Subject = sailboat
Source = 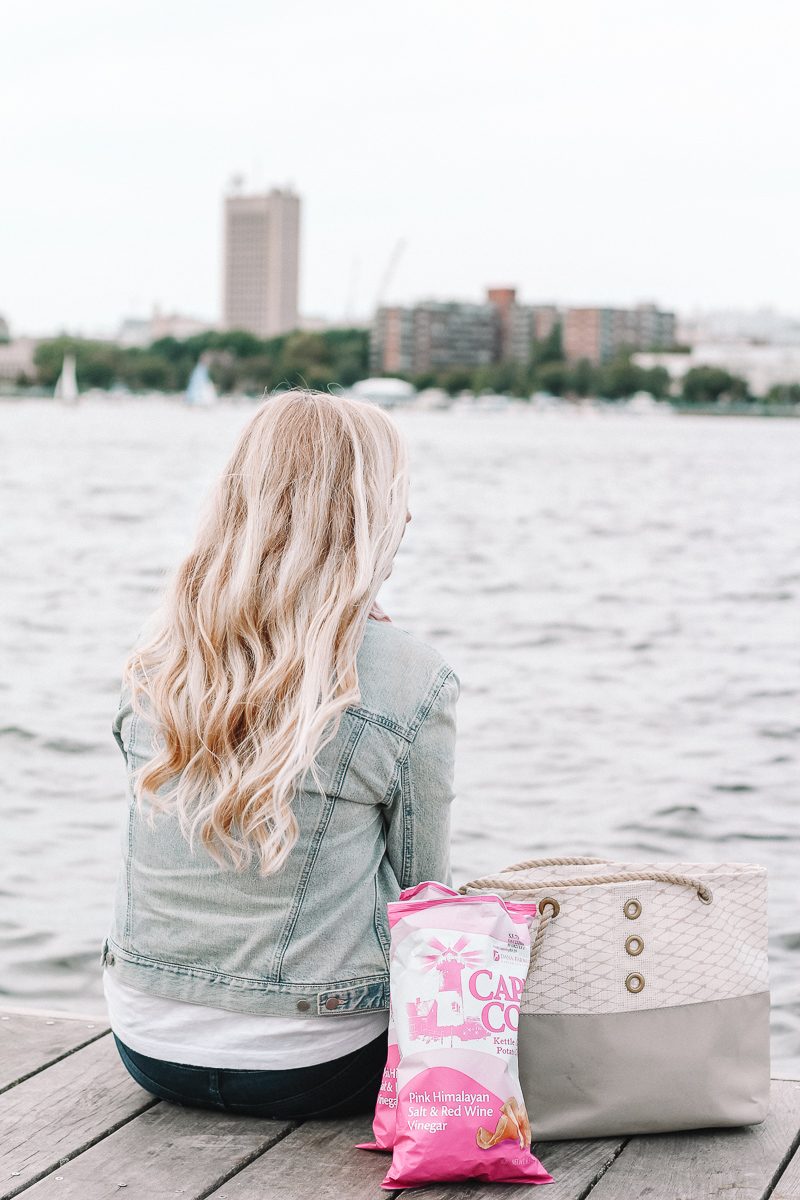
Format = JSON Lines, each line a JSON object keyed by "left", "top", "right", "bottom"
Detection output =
{"left": 185, "top": 362, "right": 217, "bottom": 406}
{"left": 54, "top": 355, "right": 79, "bottom": 404}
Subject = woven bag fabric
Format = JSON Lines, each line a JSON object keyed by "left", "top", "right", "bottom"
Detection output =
{"left": 465, "top": 859, "right": 768, "bottom": 1015}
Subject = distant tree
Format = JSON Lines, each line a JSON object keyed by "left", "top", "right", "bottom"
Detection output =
{"left": 598, "top": 356, "right": 647, "bottom": 399}
{"left": 439, "top": 367, "right": 475, "bottom": 396}
{"left": 135, "top": 357, "right": 175, "bottom": 390}
{"left": 278, "top": 332, "right": 335, "bottom": 389}
{"left": 765, "top": 382, "right": 800, "bottom": 404}
{"left": 534, "top": 361, "right": 569, "bottom": 396}
{"left": 410, "top": 371, "right": 438, "bottom": 391}
{"left": 210, "top": 330, "right": 269, "bottom": 358}
{"left": 681, "top": 366, "right": 749, "bottom": 404}
{"left": 642, "top": 366, "right": 671, "bottom": 398}
{"left": 34, "top": 337, "right": 121, "bottom": 389}
{"left": 472, "top": 360, "right": 528, "bottom": 397}
{"left": 530, "top": 322, "right": 564, "bottom": 369}
{"left": 322, "top": 328, "right": 370, "bottom": 387}
{"left": 148, "top": 336, "right": 191, "bottom": 363}
{"left": 233, "top": 355, "right": 277, "bottom": 394}
{"left": 569, "top": 358, "right": 597, "bottom": 397}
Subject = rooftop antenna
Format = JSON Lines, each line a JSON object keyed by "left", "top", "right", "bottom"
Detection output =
{"left": 375, "top": 238, "right": 406, "bottom": 311}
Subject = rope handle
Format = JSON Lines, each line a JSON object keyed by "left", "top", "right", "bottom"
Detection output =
{"left": 458, "top": 865, "right": 714, "bottom": 980}
{"left": 498, "top": 856, "right": 611, "bottom": 873}
{"left": 459, "top": 868, "right": 713, "bottom": 905}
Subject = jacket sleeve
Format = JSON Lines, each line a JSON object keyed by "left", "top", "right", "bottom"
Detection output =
{"left": 383, "top": 670, "right": 459, "bottom": 890}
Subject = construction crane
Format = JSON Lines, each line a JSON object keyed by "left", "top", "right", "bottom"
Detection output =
{"left": 374, "top": 239, "right": 406, "bottom": 311}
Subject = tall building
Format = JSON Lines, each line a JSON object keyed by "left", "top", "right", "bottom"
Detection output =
{"left": 564, "top": 304, "right": 675, "bottom": 363}
{"left": 222, "top": 188, "right": 300, "bottom": 337}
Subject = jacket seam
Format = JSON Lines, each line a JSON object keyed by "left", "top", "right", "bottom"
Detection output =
{"left": 123, "top": 711, "right": 139, "bottom": 947}
{"left": 270, "top": 717, "right": 366, "bottom": 983}
{"left": 406, "top": 666, "right": 456, "bottom": 743}
{"left": 394, "top": 668, "right": 455, "bottom": 887}
{"left": 373, "top": 872, "right": 391, "bottom": 963}
{"left": 107, "top": 939, "right": 388, "bottom": 991}
{"left": 345, "top": 706, "right": 414, "bottom": 740}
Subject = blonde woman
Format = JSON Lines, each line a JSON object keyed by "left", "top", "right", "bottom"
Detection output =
{"left": 104, "top": 390, "right": 458, "bottom": 1118}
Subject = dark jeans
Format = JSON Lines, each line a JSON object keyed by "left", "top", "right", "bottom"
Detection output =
{"left": 114, "top": 1031, "right": 387, "bottom": 1120}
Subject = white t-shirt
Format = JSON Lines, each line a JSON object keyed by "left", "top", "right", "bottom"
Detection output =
{"left": 104, "top": 972, "right": 388, "bottom": 1070}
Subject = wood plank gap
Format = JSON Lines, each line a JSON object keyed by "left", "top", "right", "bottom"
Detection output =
{"left": 192, "top": 1119, "right": 302, "bottom": 1200}
{"left": 763, "top": 1121, "right": 800, "bottom": 1200}
{"left": 0, "top": 1027, "right": 111, "bottom": 1098}
{"left": 576, "top": 1137, "right": 631, "bottom": 1199}
{"left": 4, "top": 1099, "right": 160, "bottom": 1200}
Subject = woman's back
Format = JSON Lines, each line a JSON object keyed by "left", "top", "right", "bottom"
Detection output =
{"left": 107, "top": 618, "right": 458, "bottom": 1017}
{"left": 106, "top": 391, "right": 458, "bottom": 1119}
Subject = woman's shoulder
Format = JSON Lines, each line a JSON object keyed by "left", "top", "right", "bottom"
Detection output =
{"left": 355, "top": 621, "right": 458, "bottom": 733}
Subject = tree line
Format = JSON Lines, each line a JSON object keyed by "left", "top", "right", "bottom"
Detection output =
{"left": 27, "top": 323, "right": 799, "bottom": 404}
{"left": 32, "top": 329, "right": 371, "bottom": 394}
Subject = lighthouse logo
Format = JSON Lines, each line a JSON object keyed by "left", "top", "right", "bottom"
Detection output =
{"left": 405, "top": 936, "right": 490, "bottom": 1044}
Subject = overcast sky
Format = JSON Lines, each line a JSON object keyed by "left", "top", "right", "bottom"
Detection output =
{"left": 3, "top": 0, "right": 800, "bottom": 335}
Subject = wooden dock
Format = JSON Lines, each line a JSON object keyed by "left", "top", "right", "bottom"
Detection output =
{"left": 2, "top": 1006, "right": 799, "bottom": 1199}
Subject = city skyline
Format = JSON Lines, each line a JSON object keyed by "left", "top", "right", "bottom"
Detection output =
{"left": 2, "top": 0, "right": 800, "bottom": 335}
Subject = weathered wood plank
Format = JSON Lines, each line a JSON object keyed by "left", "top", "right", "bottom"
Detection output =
{"left": 770, "top": 1086, "right": 800, "bottom": 1200}
{"left": 395, "top": 1136, "right": 626, "bottom": 1199}
{"left": 586, "top": 1079, "right": 800, "bottom": 1200}
{"left": 774, "top": 1155, "right": 800, "bottom": 1200}
{"left": 17, "top": 1102, "right": 295, "bottom": 1200}
{"left": 0, "top": 1032, "right": 154, "bottom": 1199}
{"left": 203, "top": 1114, "right": 395, "bottom": 1200}
{"left": 0, "top": 1009, "right": 109, "bottom": 1095}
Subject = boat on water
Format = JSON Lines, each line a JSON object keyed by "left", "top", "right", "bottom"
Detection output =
{"left": 185, "top": 362, "right": 217, "bottom": 406}
{"left": 54, "top": 355, "right": 79, "bottom": 404}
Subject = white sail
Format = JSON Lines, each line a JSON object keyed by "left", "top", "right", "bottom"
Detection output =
{"left": 54, "top": 355, "right": 79, "bottom": 404}
{"left": 186, "top": 362, "right": 217, "bottom": 406}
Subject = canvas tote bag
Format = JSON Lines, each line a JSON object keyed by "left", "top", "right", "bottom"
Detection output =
{"left": 461, "top": 857, "right": 770, "bottom": 1139}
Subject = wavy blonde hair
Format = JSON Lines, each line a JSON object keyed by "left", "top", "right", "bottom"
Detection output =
{"left": 126, "top": 390, "right": 410, "bottom": 874}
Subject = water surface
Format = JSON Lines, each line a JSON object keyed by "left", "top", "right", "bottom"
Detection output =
{"left": 1, "top": 399, "right": 797, "bottom": 1074}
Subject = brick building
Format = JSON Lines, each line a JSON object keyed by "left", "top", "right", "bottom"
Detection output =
{"left": 563, "top": 304, "right": 675, "bottom": 364}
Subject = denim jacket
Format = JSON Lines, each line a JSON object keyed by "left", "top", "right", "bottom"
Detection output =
{"left": 104, "top": 620, "right": 458, "bottom": 1018}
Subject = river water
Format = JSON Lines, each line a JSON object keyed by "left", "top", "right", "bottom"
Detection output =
{"left": 1, "top": 399, "right": 798, "bottom": 1075}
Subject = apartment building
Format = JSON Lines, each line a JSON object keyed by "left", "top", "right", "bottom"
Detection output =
{"left": 564, "top": 304, "right": 675, "bottom": 363}
{"left": 372, "top": 293, "right": 674, "bottom": 373}
{"left": 371, "top": 301, "right": 498, "bottom": 373}
{"left": 222, "top": 188, "right": 300, "bottom": 337}
{"left": 486, "top": 289, "right": 560, "bottom": 361}
{"left": 371, "top": 290, "right": 566, "bottom": 373}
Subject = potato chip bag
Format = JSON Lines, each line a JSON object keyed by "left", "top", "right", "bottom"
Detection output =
{"left": 357, "top": 881, "right": 459, "bottom": 1152}
{"left": 380, "top": 893, "right": 552, "bottom": 1188}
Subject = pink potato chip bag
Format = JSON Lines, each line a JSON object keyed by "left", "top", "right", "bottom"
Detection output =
{"left": 380, "top": 893, "right": 552, "bottom": 1188}
{"left": 357, "top": 882, "right": 459, "bottom": 1152}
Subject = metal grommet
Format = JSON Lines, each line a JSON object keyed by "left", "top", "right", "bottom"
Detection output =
{"left": 539, "top": 896, "right": 560, "bottom": 918}
{"left": 698, "top": 886, "right": 713, "bottom": 905}
{"left": 625, "top": 972, "right": 645, "bottom": 994}
{"left": 623, "top": 899, "right": 642, "bottom": 920}
{"left": 625, "top": 935, "right": 644, "bottom": 957}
